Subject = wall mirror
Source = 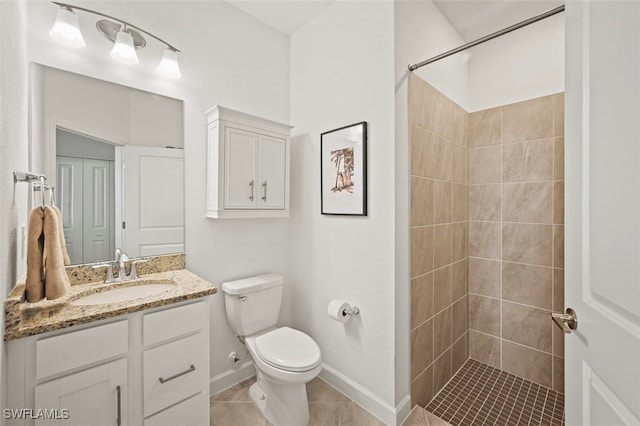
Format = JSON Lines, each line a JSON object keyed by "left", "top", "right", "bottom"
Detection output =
{"left": 29, "top": 64, "right": 185, "bottom": 265}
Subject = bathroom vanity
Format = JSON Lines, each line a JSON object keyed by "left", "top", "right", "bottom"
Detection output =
{"left": 4, "top": 254, "right": 216, "bottom": 426}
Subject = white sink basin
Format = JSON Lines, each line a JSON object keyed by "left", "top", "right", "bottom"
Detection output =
{"left": 71, "top": 283, "right": 175, "bottom": 306}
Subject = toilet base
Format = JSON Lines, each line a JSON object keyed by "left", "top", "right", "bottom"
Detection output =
{"left": 249, "top": 372, "right": 310, "bottom": 426}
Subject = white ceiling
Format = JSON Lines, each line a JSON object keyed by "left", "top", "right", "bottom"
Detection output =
{"left": 223, "top": 0, "right": 564, "bottom": 40}
{"left": 432, "top": 0, "right": 564, "bottom": 42}
{"left": 224, "top": 0, "right": 334, "bottom": 35}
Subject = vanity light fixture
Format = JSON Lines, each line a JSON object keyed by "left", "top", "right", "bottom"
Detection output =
{"left": 49, "top": 2, "right": 182, "bottom": 79}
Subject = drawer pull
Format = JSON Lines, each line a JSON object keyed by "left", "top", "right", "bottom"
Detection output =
{"left": 116, "top": 385, "right": 122, "bottom": 426}
{"left": 158, "top": 364, "right": 196, "bottom": 384}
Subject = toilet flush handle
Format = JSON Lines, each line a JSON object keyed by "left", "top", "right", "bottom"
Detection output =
{"left": 238, "top": 296, "right": 247, "bottom": 301}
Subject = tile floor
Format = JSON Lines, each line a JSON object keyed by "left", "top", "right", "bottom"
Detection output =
{"left": 426, "top": 359, "right": 565, "bottom": 426}
{"left": 210, "top": 376, "right": 386, "bottom": 426}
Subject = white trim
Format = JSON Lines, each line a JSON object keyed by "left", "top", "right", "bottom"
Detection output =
{"left": 319, "top": 363, "right": 409, "bottom": 426}
{"left": 209, "top": 361, "right": 256, "bottom": 396}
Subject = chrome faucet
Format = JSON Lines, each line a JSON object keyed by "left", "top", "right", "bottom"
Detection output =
{"left": 114, "top": 248, "right": 128, "bottom": 279}
{"left": 93, "top": 248, "right": 146, "bottom": 283}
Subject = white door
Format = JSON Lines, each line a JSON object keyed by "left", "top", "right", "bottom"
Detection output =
{"left": 257, "top": 135, "right": 286, "bottom": 210}
{"left": 56, "top": 156, "right": 83, "bottom": 264}
{"left": 224, "top": 127, "right": 257, "bottom": 209}
{"left": 82, "top": 159, "right": 115, "bottom": 264}
{"left": 35, "top": 358, "right": 127, "bottom": 426}
{"left": 123, "top": 146, "right": 184, "bottom": 257}
{"left": 565, "top": 1, "right": 640, "bottom": 424}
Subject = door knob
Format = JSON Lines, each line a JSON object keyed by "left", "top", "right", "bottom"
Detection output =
{"left": 551, "top": 308, "right": 578, "bottom": 333}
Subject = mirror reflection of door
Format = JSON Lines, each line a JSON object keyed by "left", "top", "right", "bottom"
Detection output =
{"left": 56, "top": 128, "right": 115, "bottom": 264}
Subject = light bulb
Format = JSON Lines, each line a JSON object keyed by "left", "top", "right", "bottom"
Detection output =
{"left": 157, "top": 48, "right": 181, "bottom": 79}
{"left": 110, "top": 29, "right": 139, "bottom": 65}
{"left": 49, "top": 7, "right": 85, "bottom": 48}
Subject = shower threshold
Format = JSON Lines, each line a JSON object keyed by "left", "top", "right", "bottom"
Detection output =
{"left": 425, "top": 359, "right": 565, "bottom": 426}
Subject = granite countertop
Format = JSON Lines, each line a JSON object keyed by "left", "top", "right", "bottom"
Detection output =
{"left": 4, "top": 254, "right": 217, "bottom": 341}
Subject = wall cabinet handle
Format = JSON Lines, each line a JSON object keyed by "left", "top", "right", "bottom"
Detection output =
{"left": 262, "top": 181, "right": 267, "bottom": 202}
{"left": 116, "top": 385, "right": 122, "bottom": 426}
{"left": 158, "top": 364, "right": 196, "bottom": 384}
{"left": 249, "top": 180, "right": 254, "bottom": 201}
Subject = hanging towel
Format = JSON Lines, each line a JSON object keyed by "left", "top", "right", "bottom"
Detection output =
{"left": 52, "top": 205, "right": 71, "bottom": 266}
{"left": 25, "top": 207, "right": 45, "bottom": 303}
{"left": 43, "top": 206, "right": 71, "bottom": 300}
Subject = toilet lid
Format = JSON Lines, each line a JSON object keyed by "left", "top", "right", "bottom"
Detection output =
{"left": 255, "top": 327, "right": 321, "bottom": 372}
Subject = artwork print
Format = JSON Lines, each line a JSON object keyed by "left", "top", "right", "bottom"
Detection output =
{"left": 321, "top": 122, "right": 367, "bottom": 215}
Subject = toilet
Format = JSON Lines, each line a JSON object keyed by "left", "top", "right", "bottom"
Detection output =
{"left": 222, "top": 273, "right": 322, "bottom": 426}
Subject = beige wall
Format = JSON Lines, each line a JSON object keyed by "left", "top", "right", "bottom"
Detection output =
{"left": 467, "top": 93, "right": 565, "bottom": 392}
{"left": 409, "top": 74, "right": 469, "bottom": 407}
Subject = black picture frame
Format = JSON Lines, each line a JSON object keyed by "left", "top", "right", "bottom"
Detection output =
{"left": 320, "top": 121, "right": 367, "bottom": 216}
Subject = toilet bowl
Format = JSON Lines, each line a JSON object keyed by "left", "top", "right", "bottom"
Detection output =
{"left": 221, "top": 274, "right": 322, "bottom": 426}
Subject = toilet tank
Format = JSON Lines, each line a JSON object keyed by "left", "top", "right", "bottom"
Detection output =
{"left": 221, "top": 273, "right": 284, "bottom": 336}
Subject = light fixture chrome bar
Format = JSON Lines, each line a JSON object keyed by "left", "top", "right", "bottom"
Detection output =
{"left": 51, "top": 1, "right": 180, "bottom": 52}
{"left": 408, "top": 5, "right": 565, "bottom": 72}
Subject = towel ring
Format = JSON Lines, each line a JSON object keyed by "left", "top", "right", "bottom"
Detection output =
{"left": 38, "top": 176, "right": 46, "bottom": 207}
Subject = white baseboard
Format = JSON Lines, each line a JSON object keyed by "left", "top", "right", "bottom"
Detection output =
{"left": 319, "top": 363, "right": 411, "bottom": 426}
{"left": 209, "top": 361, "right": 256, "bottom": 396}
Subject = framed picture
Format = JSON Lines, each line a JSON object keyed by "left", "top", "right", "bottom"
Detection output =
{"left": 320, "top": 121, "right": 367, "bottom": 216}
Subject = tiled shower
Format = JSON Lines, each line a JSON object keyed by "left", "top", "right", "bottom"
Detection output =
{"left": 409, "top": 73, "right": 565, "bottom": 415}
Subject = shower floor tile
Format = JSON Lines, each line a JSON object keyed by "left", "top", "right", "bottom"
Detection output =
{"left": 426, "top": 359, "right": 565, "bottom": 426}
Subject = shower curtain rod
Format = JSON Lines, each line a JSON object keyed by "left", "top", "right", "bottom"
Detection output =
{"left": 408, "top": 5, "right": 565, "bottom": 72}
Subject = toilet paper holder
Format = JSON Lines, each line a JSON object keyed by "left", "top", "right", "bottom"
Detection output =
{"left": 343, "top": 305, "right": 360, "bottom": 317}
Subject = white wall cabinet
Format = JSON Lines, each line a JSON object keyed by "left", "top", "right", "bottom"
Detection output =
{"left": 6, "top": 299, "right": 210, "bottom": 426}
{"left": 206, "top": 106, "right": 292, "bottom": 218}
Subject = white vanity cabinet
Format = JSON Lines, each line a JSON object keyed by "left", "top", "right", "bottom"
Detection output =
{"left": 206, "top": 105, "right": 292, "bottom": 218}
{"left": 6, "top": 299, "right": 210, "bottom": 426}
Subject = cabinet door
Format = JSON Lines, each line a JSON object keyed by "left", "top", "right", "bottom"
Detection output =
{"left": 257, "top": 135, "right": 286, "bottom": 209}
{"left": 224, "top": 127, "right": 257, "bottom": 209}
{"left": 35, "top": 358, "right": 127, "bottom": 426}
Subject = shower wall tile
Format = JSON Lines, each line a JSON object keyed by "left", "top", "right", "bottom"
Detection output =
{"left": 411, "top": 365, "right": 434, "bottom": 408}
{"left": 434, "top": 225, "right": 452, "bottom": 269}
{"left": 433, "top": 266, "right": 452, "bottom": 314}
{"left": 554, "top": 181, "right": 564, "bottom": 224}
{"left": 452, "top": 183, "right": 468, "bottom": 222}
{"left": 452, "top": 259, "right": 468, "bottom": 301}
{"left": 502, "top": 301, "right": 552, "bottom": 353}
{"left": 554, "top": 137, "right": 564, "bottom": 180}
{"left": 469, "top": 258, "right": 501, "bottom": 298}
{"left": 452, "top": 332, "right": 469, "bottom": 373}
{"left": 409, "top": 75, "right": 470, "bottom": 405}
{"left": 452, "top": 296, "right": 468, "bottom": 341}
{"left": 469, "top": 184, "right": 501, "bottom": 221}
{"left": 452, "top": 222, "right": 468, "bottom": 262}
{"left": 502, "top": 182, "right": 553, "bottom": 224}
{"left": 470, "top": 145, "right": 502, "bottom": 184}
{"left": 554, "top": 93, "right": 565, "bottom": 137}
{"left": 433, "top": 350, "right": 453, "bottom": 394}
{"left": 502, "top": 223, "right": 552, "bottom": 266}
{"left": 469, "top": 330, "right": 500, "bottom": 368}
{"left": 469, "top": 222, "right": 501, "bottom": 260}
{"left": 434, "top": 308, "right": 452, "bottom": 359}
{"left": 501, "top": 95, "right": 553, "bottom": 143}
{"left": 411, "top": 273, "right": 434, "bottom": 330}
{"left": 468, "top": 107, "right": 501, "bottom": 147}
{"left": 433, "top": 180, "right": 452, "bottom": 224}
{"left": 411, "top": 177, "right": 434, "bottom": 227}
{"left": 411, "top": 319, "right": 434, "bottom": 379}
{"left": 553, "top": 356, "right": 565, "bottom": 393}
{"left": 467, "top": 93, "right": 564, "bottom": 391}
{"left": 469, "top": 294, "right": 500, "bottom": 336}
{"left": 502, "top": 139, "right": 554, "bottom": 183}
{"left": 502, "top": 340, "right": 552, "bottom": 389}
{"left": 411, "top": 226, "right": 433, "bottom": 277}
{"left": 553, "top": 225, "right": 564, "bottom": 268}
{"left": 502, "top": 262, "right": 552, "bottom": 310}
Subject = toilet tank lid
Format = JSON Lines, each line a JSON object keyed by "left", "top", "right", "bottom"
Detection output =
{"left": 221, "top": 273, "right": 284, "bottom": 295}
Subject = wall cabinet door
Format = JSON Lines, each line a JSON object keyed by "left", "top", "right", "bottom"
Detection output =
{"left": 224, "top": 127, "right": 257, "bottom": 209}
{"left": 35, "top": 358, "right": 127, "bottom": 426}
{"left": 257, "top": 135, "right": 286, "bottom": 210}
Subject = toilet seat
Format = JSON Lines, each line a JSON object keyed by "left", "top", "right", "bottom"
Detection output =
{"left": 255, "top": 327, "right": 321, "bottom": 372}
